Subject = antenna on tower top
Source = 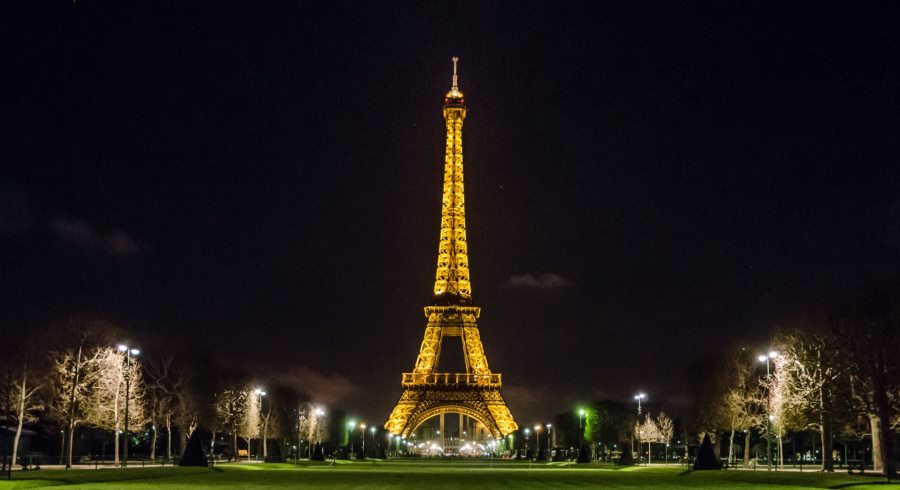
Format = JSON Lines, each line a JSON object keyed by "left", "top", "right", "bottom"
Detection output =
{"left": 451, "top": 56, "right": 459, "bottom": 91}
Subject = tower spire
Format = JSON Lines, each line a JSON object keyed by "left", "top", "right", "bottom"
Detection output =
{"left": 451, "top": 56, "right": 459, "bottom": 91}
{"left": 434, "top": 57, "right": 470, "bottom": 304}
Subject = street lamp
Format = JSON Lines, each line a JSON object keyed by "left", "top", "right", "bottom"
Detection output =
{"left": 578, "top": 408, "right": 586, "bottom": 454}
{"left": 309, "top": 407, "right": 325, "bottom": 460}
{"left": 347, "top": 420, "right": 357, "bottom": 458}
{"left": 758, "top": 351, "right": 778, "bottom": 471}
{"left": 369, "top": 426, "right": 376, "bottom": 459}
{"left": 533, "top": 425, "right": 542, "bottom": 460}
{"left": 546, "top": 424, "right": 552, "bottom": 456}
{"left": 254, "top": 389, "right": 266, "bottom": 462}
{"left": 117, "top": 344, "right": 139, "bottom": 467}
{"left": 360, "top": 423, "right": 367, "bottom": 459}
{"left": 524, "top": 427, "right": 531, "bottom": 453}
{"left": 633, "top": 393, "right": 646, "bottom": 415}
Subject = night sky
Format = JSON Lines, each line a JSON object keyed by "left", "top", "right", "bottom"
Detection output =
{"left": 3, "top": 2, "right": 899, "bottom": 426}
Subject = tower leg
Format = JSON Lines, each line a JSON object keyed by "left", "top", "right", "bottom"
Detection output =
{"left": 440, "top": 413, "right": 445, "bottom": 449}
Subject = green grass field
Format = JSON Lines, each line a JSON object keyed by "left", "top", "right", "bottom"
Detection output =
{"left": 1, "top": 460, "right": 897, "bottom": 489}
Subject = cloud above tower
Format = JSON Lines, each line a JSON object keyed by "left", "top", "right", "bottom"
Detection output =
{"left": 506, "top": 273, "right": 571, "bottom": 289}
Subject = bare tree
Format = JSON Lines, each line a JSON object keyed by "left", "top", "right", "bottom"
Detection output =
{"left": 143, "top": 355, "right": 180, "bottom": 461}
{"left": 718, "top": 348, "right": 764, "bottom": 466}
{"left": 241, "top": 390, "right": 261, "bottom": 460}
{"left": 214, "top": 387, "right": 249, "bottom": 461}
{"left": 657, "top": 412, "right": 674, "bottom": 462}
{"left": 46, "top": 345, "right": 104, "bottom": 468}
{"left": 84, "top": 347, "right": 147, "bottom": 465}
{"left": 772, "top": 325, "right": 848, "bottom": 472}
{"left": 634, "top": 413, "right": 660, "bottom": 464}
{"left": 8, "top": 364, "right": 43, "bottom": 468}
{"left": 832, "top": 292, "right": 899, "bottom": 478}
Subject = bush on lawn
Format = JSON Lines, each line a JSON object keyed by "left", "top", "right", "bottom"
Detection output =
{"left": 180, "top": 428, "right": 211, "bottom": 467}
{"left": 617, "top": 442, "right": 634, "bottom": 465}
{"left": 693, "top": 433, "right": 722, "bottom": 470}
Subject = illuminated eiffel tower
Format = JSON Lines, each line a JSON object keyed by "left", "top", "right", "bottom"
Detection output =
{"left": 384, "top": 58, "right": 518, "bottom": 440}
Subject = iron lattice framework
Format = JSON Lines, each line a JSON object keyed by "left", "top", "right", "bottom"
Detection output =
{"left": 385, "top": 58, "right": 518, "bottom": 439}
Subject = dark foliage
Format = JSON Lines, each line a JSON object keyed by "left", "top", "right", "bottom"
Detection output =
{"left": 693, "top": 434, "right": 721, "bottom": 470}
{"left": 577, "top": 443, "right": 591, "bottom": 463}
{"left": 616, "top": 442, "right": 634, "bottom": 466}
{"left": 179, "top": 428, "right": 210, "bottom": 467}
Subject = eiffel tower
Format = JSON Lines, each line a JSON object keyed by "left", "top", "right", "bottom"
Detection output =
{"left": 384, "top": 58, "right": 518, "bottom": 440}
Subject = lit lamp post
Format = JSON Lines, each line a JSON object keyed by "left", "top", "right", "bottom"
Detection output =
{"left": 633, "top": 393, "right": 646, "bottom": 415}
{"left": 369, "top": 426, "right": 376, "bottom": 459}
{"left": 578, "top": 408, "right": 586, "bottom": 451}
{"left": 633, "top": 393, "right": 646, "bottom": 460}
{"left": 254, "top": 389, "right": 266, "bottom": 462}
{"left": 347, "top": 420, "right": 356, "bottom": 458}
{"left": 533, "top": 425, "right": 542, "bottom": 460}
{"left": 546, "top": 424, "right": 552, "bottom": 457}
{"left": 117, "top": 344, "right": 139, "bottom": 467}
{"left": 309, "top": 407, "right": 324, "bottom": 460}
{"left": 524, "top": 428, "right": 531, "bottom": 457}
{"left": 360, "top": 423, "right": 367, "bottom": 459}
{"left": 758, "top": 351, "right": 778, "bottom": 471}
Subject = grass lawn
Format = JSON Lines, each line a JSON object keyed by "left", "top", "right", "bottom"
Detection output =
{"left": 1, "top": 460, "right": 897, "bottom": 489}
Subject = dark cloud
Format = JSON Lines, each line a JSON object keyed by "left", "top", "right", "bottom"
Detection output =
{"left": 267, "top": 366, "right": 360, "bottom": 406}
{"left": 50, "top": 219, "right": 141, "bottom": 257}
{"left": 507, "top": 273, "right": 570, "bottom": 289}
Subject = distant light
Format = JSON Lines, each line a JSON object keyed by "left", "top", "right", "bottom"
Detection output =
{"left": 546, "top": 424, "right": 552, "bottom": 429}
{"left": 534, "top": 425, "right": 541, "bottom": 431}
{"left": 370, "top": 427, "right": 376, "bottom": 433}
{"left": 769, "top": 351, "right": 778, "bottom": 359}
{"left": 130, "top": 348, "right": 140, "bottom": 356}
{"left": 315, "top": 408, "right": 325, "bottom": 416}
{"left": 758, "top": 355, "right": 767, "bottom": 362}
{"left": 118, "top": 345, "right": 128, "bottom": 352}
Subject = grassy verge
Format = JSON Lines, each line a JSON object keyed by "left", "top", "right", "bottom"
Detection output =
{"left": 0, "top": 460, "right": 896, "bottom": 489}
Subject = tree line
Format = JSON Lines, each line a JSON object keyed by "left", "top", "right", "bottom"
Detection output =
{"left": 0, "top": 316, "right": 336, "bottom": 471}
{"left": 694, "top": 290, "right": 899, "bottom": 475}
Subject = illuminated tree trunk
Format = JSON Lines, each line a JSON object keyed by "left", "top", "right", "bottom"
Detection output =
{"left": 149, "top": 424, "right": 158, "bottom": 461}
{"left": 871, "top": 415, "right": 883, "bottom": 473}
{"left": 165, "top": 413, "right": 172, "bottom": 461}
{"left": 11, "top": 376, "right": 26, "bottom": 467}
{"left": 262, "top": 412, "right": 269, "bottom": 459}
{"left": 66, "top": 346, "right": 83, "bottom": 469}
{"left": 179, "top": 430, "right": 187, "bottom": 457}
{"left": 873, "top": 375, "right": 896, "bottom": 478}
{"left": 113, "top": 383, "right": 120, "bottom": 465}
{"left": 728, "top": 429, "right": 735, "bottom": 465}
{"left": 820, "top": 409, "right": 833, "bottom": 472}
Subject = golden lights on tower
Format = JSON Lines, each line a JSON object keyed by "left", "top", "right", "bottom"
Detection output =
{"left": 385, "top": 58, "right": 518, "bottom": 439}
